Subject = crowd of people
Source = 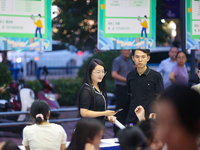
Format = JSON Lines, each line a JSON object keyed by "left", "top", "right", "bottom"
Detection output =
{"left": 2, "top": 48, "right": 200, "bottom": 150}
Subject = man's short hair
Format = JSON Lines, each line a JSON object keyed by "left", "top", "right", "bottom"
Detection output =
{"left": 2, "top": 51, "right": 7, "bottom": 57}
{"left": 169, "top": 47, "right": 178, "bottom": 52}
{"left": 38, "top": 14, "right": 41, "bottom": 17}
{"left": 132, "top": 49, "right": 150, "bottom": 56}
{"left": 144, "top": 15, "right": 147, "bottom": 19}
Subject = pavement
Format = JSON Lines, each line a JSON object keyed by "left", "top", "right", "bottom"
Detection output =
{"left": 0, "top": 107, "right": 115, "bottom": 145}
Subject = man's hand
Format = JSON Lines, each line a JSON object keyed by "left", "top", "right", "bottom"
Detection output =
{"left": 135, "top": 105, "right": 145, "bottom": 121}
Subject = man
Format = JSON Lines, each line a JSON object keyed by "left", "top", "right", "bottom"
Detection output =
{"left": 112, "top": 49, "right": 134, "bottom": 136}
{"left": 126, "top": 49, "right": 164, "bottom": 124}
{"left": 157, "top": 47, "right": 178, "bottom": 89}
{"left": 1, "top": 51, "right": 12, "bottom": 68}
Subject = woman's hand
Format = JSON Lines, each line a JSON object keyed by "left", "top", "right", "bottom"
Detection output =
{"left": 149, "top": 113, "right": 156, "bottom": 119}
{"left": 104, "top": 110, "right": 116, "bottom": 116}
{"left": 107, "top": 115, "right": 117, "bottom": 124}
{"left": 134, "top": 105, "right": 145, "bottom": 121}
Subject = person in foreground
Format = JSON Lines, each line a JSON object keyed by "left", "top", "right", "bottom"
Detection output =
{"left": 78, "top": 58, "right": 116, "bottom": 125}
{"left": 0, "top": 141, "right": 20, "bottom": 150}
{"left": 117, "top": 126, "right": 151, "bottom": 150}
{"left": 157, "top": 85, "right": 200, "bottom": 150}
{"left": 67, "top": 118, "right": 104, "bottom": 150}
{"left": 22, "top": 100, "right": 67, "bottom": 150}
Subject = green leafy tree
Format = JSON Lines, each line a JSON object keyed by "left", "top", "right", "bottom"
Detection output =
{"left": 0, "top": 63, "right": 13, "bottom": 100}
{"left": 156, "top": 0, "right": 171, "bottom": 44}
{"left": 52, "top": 0, "right": 170, "bottom": 50}
{"left": 52, "top": 0, "right": 97, "bottom": 51}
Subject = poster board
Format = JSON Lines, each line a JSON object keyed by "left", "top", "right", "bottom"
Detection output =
{"left": 98, "top": 0, "right": 156, "bottom": 50}
{"left": 0, "top": 0, "right": 52, "bottom": 51}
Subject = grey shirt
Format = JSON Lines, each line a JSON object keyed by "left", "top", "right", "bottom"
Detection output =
{"left": 112, "top": 54, "right": 134, "bottom": 86}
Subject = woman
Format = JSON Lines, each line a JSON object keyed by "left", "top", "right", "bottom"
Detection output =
{"left": 77, "top": 58, "right": 116, "bottom": 125}
{"left": 157, "top": 85, "right": 200, "bottom": 150}
{"left": 67, "top": 118, "right": 104, "bottom": 150}
{"left": 22, "top": 100, "right": 67, "bottom": 150}
{"left": 169, "top": 51, "right": 189, "bottom": 86}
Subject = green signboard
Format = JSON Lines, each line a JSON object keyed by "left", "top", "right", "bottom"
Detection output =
{"left": 98, "top": 0, "right": 156, "bottom": 50}
{"left": 186, "top": 0, "right": 200, "bottom": 49}
{"left": 0, "top": 0, "right": 52, "bottom": 51}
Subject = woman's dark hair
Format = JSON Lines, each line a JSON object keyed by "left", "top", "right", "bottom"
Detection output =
{"left": 30, "top": 99, "right": 50, "bottom": 124}
{"left": 132, "top": 49, "right": 150, "bottom": 56}
{"left": 67, "top": 118, "right": 105, "bottom": 150}
{"left": 158, "top": 85, "right": 200, "bottom": 135}
{"left": 176, "top": 51, "right": 187, "bottom": 58}
{"left": 2, "top": 141, "right": 20, "bottom": 150}
{"left": 117, "top": 126, "right": 150, "bottom": 150}
{"left": 77, "top": 58, "right": 107, "bottom": 109}
{"left": 137, "top": 119, "right": 157, "bottom": 145}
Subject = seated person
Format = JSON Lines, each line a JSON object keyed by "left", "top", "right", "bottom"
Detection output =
{"left": 67, "top": 118, "right": 104, "bottom": 150}
{"left": 22, "top": 100, "right": 67, "bottom": 150}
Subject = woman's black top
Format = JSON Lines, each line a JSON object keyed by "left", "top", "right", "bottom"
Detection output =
{"left": 79, "top": 83, "right": 106, "bottom": 125}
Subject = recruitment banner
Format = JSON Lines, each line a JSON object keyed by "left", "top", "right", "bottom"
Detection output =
{"left": 98, "top": 0, "right": 156, "bottom": 50}
{"left": 186, "top": 0, "right": 200, "bottom": 50}
{"left": 0, "top": 0, "right": 52, "bottom": 51}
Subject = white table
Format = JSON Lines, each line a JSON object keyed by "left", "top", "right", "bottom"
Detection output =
{"left": 19, "top": 138, "right": 120, "bottom": 150}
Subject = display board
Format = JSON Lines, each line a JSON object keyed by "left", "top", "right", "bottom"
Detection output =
{"left": 186, "top": 0, "right": 200, "bottom": 50}
{"left": 0, "top": 0, "right": 52, "bottom": 51}
{"left": 98, "top": 0, "right": 156, "bottom": 50}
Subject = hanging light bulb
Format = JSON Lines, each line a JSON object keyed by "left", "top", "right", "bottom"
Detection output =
{"left": 86, "top": 0, "right": 90, "bottom": 5}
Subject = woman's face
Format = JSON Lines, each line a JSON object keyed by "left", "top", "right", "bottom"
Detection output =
{"left": 91, "top": 129, "right": 104, "bottom": 150}
{"left": 91, "top": 65, "right": 105, "bottom": 84}
{"left": 176, "top": 52, "right": 187, "bottom": 66}
{"left": 157, "top": 101, "right": 194, "bottom": 150}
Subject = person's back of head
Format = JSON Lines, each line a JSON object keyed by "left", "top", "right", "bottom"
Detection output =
{"left": 1, "top": 141, "right": 20, "bottom": 150}
{"left": 157, "top": 85, "right": 200, "bottom": 150}
{"left": 117, "top": 126, "right": 150, "bottom": 150}
{"left": 67, "top": 118, "right": 105, "bottom": 150}
{"left": 30, "top": 99, "right": 50, "bottom": 124}
{"left": 137, "top": 119, "right": 157, "bottom": 145}
{"left": 158, "top": 85, "right": 200, "bottom": 135}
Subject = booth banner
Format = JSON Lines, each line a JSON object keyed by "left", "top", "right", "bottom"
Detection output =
{"left": 0, "top": 0, "right": 52, "bottom": 51}
{"left": 98, "top": 0, "right": 156, "bottom": 50}
{"left": 186, "top": 0, "right": 200, "bottom": 50}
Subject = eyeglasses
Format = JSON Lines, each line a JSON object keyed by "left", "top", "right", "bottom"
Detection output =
{"left": 93, "top": 70, "right": 107, "bottom": 76}
{"left": 134, "top": 55, "right": 147, "bottom": 60}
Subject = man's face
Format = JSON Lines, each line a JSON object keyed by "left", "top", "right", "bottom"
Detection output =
{"left": 157, "top": 101, "right": 194, "bottom": 150}
{"left": 1, "top": 53, "right": 6, "bottom": 60}
{"left": 121, "top": 50, "right": 131, "bottom": 59}
{"left": 132, "top": 50, "right": 150, "bottom": 68}
{"left": 169, "top": 47, "right": 178, "bottom": 61}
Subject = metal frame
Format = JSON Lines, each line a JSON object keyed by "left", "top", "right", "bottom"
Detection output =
{"left": 0, "top": 106, "right": 115, "bottom": 127}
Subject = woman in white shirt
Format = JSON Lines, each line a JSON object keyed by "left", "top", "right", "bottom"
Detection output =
{"left": 22, "top": 100, "right": 67, "bottom": 150}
